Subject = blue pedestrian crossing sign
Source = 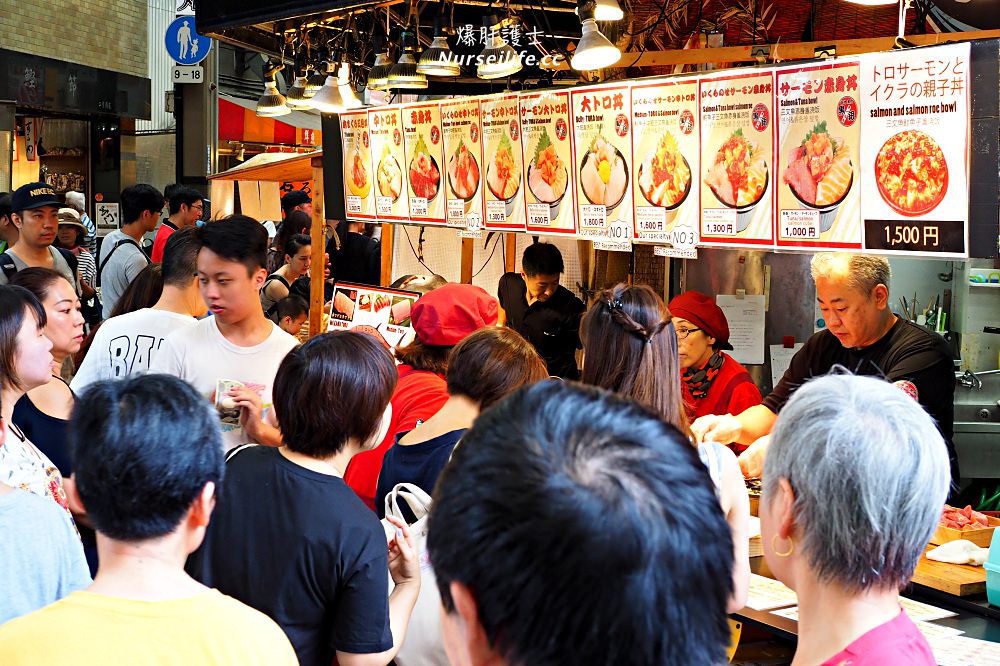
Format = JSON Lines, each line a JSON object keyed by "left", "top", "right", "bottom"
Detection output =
{"left": 165, "top": 16, "right": 210, "bottom": 65}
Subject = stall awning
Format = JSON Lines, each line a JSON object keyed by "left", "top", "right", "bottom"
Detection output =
{"left": 219, "top": 94, "right": 322, "bottom": 147}
{"left": 208, "top": 149, "right": 321, "bottom": 182}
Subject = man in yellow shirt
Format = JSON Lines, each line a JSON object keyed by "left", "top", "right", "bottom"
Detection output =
{"left": 0, "top": 375, "right": 298, "bottom": 665}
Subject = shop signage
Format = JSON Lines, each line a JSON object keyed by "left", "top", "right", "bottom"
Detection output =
{"left": 699, "top": 70, "right": 775, "bottom": 248}
{"left": 165, "top": 16, "right": 212, "bottom": 66}
{"left": 440, "top": 98, "right": 485, "bottom": 231}
{"left": 401, "top": 102, "right": 447, "bottom": 225}
{"left": 519, "top": 90, "right": 576, "bottom": 235}
{"left": 631, "top": 78, "right": 700, "bottom": 245}
{"left": 859, "top": 42, "right": 970, "bottom": 258}
{"left": 571, "top": 84, "right": 633, "bottom": 242}
{"left": 481, "top": 94, "right": 526, "bottom": 232}
{"left": 327, "top": 282, "right": 419, "bottom": 352}
{"left": 338, "top": 43, "right": 971, "bottom": 259}
{"left": 776, "top": 61, "right": 862, "bottom": 250}
{"left": 339, "top": 110, "right": 376, "bottom": 220}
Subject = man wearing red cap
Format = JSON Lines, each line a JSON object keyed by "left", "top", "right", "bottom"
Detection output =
{"left": 668, "top": 291, "right": 761, "bottom": 442}
{"left": 344, "top": 283, "right": 499, "bottom": 511}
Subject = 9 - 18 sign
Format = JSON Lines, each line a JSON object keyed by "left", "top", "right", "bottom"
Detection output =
{"left": 173, "top": 65, "right": 204, "bottom": 84}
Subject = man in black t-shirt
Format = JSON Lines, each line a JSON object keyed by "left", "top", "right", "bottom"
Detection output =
{"left": 497, "top": 242, "right": 585, "bottom": 379}
{"left": 693, "top": 253, "right": 958, "bottom": 488}
{"left": 328, "top": 221, "right": 380, "bottom": 286}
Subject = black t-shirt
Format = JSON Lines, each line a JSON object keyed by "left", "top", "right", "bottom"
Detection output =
{"left": 375, "top": 428, "right": 466, "bottom": 520}
{"left": 186, "top": 446, "right": 393, "bottom": 666}
{"left": 330, "top": 232, "right": 381, "bottom": 286}
{"left": 763, "top": 318, "right": 957, "bottom": 479}
{"left": 497, "top": 272, "right": 585, "bottom": 380}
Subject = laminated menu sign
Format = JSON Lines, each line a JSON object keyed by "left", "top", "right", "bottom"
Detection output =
{"left": 700, "top": 71, "right": 774, "bottom": 247}
{"left": 402, "top": 102, "right": 446, "bottom": 225}
{"left": 368, "top": 107, "right": 408, "bottom": 221}
{"left": 441, "top": 98, "right": 485, "bottom": 230}
{"left": 481, "top": 94, "right": 526, "bottom": 232}
{"left": 341, "top": 110, "right": 375, "bottom": 220}
{"left": 571, "top": 84, "right": 633, "bottom": 242}
{"left": 631, "top": 78, "right": 700, "bottom": 244}
{"left": 776, "top": 61, "right": 862, "bottom": 249}
{"left": 328, "top": 282, "right": 419, "bottom": 352}
{"left": 519, "top": 90, "right": 576, "bottom": 235}
{"left": 859, "top": 43, "right": 970, "bottom": 258}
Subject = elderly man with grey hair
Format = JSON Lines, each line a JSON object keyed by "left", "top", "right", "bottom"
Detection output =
{"left": 760, "top": 373, "right": 949, "bottom": 665}
{"left": 63, "top": 191, "right": 96, "bottom": 256}
{"left": 693, "top": 252, "right": 957, "bottom": 489}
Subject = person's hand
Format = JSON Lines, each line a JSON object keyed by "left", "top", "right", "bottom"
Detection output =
{"left": 737, "top": 435, "right": 770, "bottom": 478}
{"left": 385, "top": 514, "right": 420, "bottom": 587}
{"left": 691, "top": 413, "right": 743, "bottom": 444}
{"left": 229, "top": 386, "right": 264, "bottom": 438}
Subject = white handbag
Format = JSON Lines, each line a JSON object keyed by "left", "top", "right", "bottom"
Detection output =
{"left": 381, "top": 483, "right": 449, "bottom": 666}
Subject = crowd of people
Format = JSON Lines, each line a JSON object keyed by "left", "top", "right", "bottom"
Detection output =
{"left": 0, "top": 179, "right": 959, "bottom": 665}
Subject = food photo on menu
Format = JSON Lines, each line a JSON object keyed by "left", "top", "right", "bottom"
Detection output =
{"left": 348, "top": 146, "right": 371, "bottom": 199}
{"left": 527, "top": 128, "right": 569, "bottom": 211}
{"left": 447, "top": 138, "right": 480, "bottom": 204}
{"left": 408, "top": 134, "right": 441, "bottom": 201}
{"left": 637, "top": 130, "right": 693, "bottom": 212}
{"left": 579, "top": 133, "right": 629, "bottom": 212}
{"left": 705, "top": 128, "right": 769, "bottom": 214}
{"left": 377, "top": 145, "right": 403, "bottom": 202}
{"left": 487, "top": 132, "right": 521, "bottom": 212}
{"left": 783, "top": 120, "right": 854, "bottom": 231}
{"left": 874, "top": 129, "right": 948, "bottom": 217}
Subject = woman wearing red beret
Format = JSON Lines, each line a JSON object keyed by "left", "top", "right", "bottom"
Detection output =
{"left": 668, "top": 291, "right": 762, "bottom": 448}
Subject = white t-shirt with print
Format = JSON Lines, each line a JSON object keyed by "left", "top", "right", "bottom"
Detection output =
{"left": 150, "top": 316, "right": 299, "bottom": 451}
{"left": 71, "top": 308, "right": 199, "bottom": 393}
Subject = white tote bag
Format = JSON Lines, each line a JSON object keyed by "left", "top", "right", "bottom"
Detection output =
{"left": 381, "top": 483, "right": 449, "bottom": 666}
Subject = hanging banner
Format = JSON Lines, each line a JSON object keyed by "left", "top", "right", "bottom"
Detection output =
{"left": 340, "top": 110, "right": 375, "bottom": 221}
{"left": 24, "top": 117, "right": 40, "bottom": 161}
{"left": 481, "top": 94, "right": 526, "bottom": 232}
{"left": 860, "top": 43, "right": 970, "bottom": 258}
{"left": 368, "top": 107, "right": 408, "bottom": 222}
{"left": 631, "top": 77, "right": 700, "bottom": 244}
{"left": 571, "top": 84, "right": 633, "bottom": 243}
{"left": 699, "top": 71, "right": 774, "bottom": 247}
{"left": 402, "top": 102, "right": 446, "bottom": 225}
{"left": 776, "top": 61, "right": 862, "bottom": 249}
{"left": 441, "top": 98, "right": 485, "bottom": 231}
{"left": 519, "top": 90, "right": 576, "bottom": 235}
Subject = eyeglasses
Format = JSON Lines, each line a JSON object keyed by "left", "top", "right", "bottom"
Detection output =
{"left": 675, "top": 326, "right": 702, "bottom": 340}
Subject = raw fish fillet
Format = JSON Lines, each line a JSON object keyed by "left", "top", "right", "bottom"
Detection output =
{"left": 334, "top": 291, "right": 356, "bottom": 319}
{"left": 391, "top": 299, "right": 411, "bottom": 324}
{"left": 705, "top": 161, "right": 734, "bottom": 206}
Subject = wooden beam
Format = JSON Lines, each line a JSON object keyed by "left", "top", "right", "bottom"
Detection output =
{"left": 308, "top": 157, "right": 326, "bottom": 339}
{"left": 504, "top": 233, "right": 517, "bottom": 273}
{"left": 380, "top": 223, "right": 394, "bottom": 287}
{"left": 460, "top": 237, "right": 474, "bottom": 283}
{"left": 556, "top": 30, "right": 1000, "bottom": 70}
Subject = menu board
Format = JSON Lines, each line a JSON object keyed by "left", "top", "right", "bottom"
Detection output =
{"left": 402, "top": 102, "right": 446, "bottom": 225}
{"left": 441, "top": 98, "right": 485, "bottom": 230}
{"left": 368, "top": 107, "right": 408, "bottom": 221}
{"left": 328, "top": 282, "right": 419, "bottom": 352}
{"left": 340, "top": 110, "right": 375, "bottom": 221}
{"left": 481, "top": 94, "right": 526, "bottom": 232}
{"left": 776, "top": 61, "right": 862, "bottom": 249}
{"left": 699, "top": 71, "right": 774, "bottom": 247}
{"left": 859, "top": 42, "right": 970, "bottom": 258}
{"left": 519, "top": 90, "right": 576, "bottom": 235}
{"left": 631, "top": 78, "right": 700, "bottom": 244}
{"left": 571, "top": 84, "right": 634, "bottom": 241}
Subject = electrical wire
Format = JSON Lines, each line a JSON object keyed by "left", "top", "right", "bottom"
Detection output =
{"left": 401, "top": 225, "right": 438, "bottom": 274}
{"left": 472, "top": 232, "right": 503, "bottom": 278}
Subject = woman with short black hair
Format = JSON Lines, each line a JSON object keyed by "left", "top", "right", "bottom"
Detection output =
{"left": 187, "top": 330, "right": 420, "bottom": 666}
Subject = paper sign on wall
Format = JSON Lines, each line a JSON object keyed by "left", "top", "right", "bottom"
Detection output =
{"left": 519, "top": 90, "right": 576, "bottom": 235}
{"left": 481, "top": 94, "right": 526, "bottom": 232}
{"left": 402, "top": 102, "right": 447, "bottom": 225}
{"left": 368, "top": 107, "right": 408, "bottom": 221}
{"left": 717, "top": 294, "right": 765, "bottom": 365}
{"left": 341, "top": 110, "right": 375, "bottom": 221}
{"left": 441, "top": 98, "right": 485, "bottom": 231}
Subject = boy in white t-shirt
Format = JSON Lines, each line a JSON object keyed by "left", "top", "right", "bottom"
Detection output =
{"left": 72, "top": 228, "right": 207, "bottom": 392}
{"left": 151, "top": 216, "right": 299, "bottom": 450}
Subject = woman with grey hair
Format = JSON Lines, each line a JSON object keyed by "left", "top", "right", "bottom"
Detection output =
{"left": 62, "top": 191, "right": 96, "bottom": 256}
{"left": 760, "top": 372, "right": 949, "bottom": 665}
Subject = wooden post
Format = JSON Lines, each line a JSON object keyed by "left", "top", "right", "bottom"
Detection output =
{"left": 308, "top": 156, "right": 326, "bottom": 339}
{"left": 504, "top": 233, "right": 517, "bottom": 273}
{"left": 460, "top": 237, "right": 474, "bottom": 283}
{"left": 380, "top": 223, "right": 394, "bottom": 287}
